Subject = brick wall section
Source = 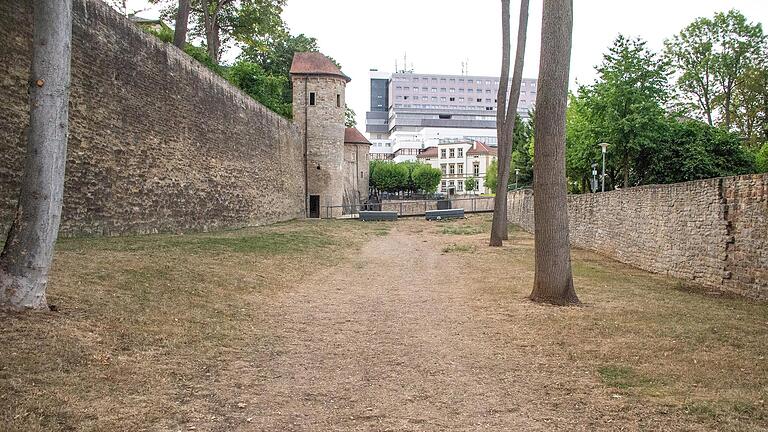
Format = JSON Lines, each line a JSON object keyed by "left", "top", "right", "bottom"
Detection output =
{"left": 507, "top": 174, "right": 768, "bottom": 300}
{"left": 0, "top": 0, "right": 304, "bottom": 236}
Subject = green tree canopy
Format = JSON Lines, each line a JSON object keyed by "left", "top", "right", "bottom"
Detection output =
{"left": 412, "top": 164, "right": 442, "bottom": 194}
{"left": 665, "top": 9, "right": 766, "bottom": 130}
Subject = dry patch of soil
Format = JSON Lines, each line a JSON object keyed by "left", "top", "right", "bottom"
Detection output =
{"left": 1, "top": 215, "right": 766, "bottom": 431}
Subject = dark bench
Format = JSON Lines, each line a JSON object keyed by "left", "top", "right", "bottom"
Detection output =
{"left": 359, "top": 211, "right": 398, "bottom": 221}
{"left": 425, "top": 208, "right": 465, "bottom": 220}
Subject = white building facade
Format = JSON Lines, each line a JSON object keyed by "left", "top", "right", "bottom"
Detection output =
{"left": 417, "top": 139, "right": 497, "bottom": 194}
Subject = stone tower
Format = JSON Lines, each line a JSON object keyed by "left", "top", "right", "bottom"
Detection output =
{"left": 290, "top": 52, "right": 350, "bottom": 218}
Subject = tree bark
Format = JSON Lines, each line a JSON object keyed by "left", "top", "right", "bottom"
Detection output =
{"left": 202, "top": 0, "right": 220, "bottom": 64}
{"left": 490, "top": 0, "right": 529, "bottom": 246}
{"left": 173, "top": 0, "right": 190, "bottom": 49}
{"left": 529, "top": 0, "right": 579, "bottom": 305}
{"left": 0, "top": 0, "right": 72, "bottom": 311}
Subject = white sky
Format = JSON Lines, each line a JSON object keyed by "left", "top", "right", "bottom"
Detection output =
{"left": 128, "top": 0, "right": 766, "bottom": 127}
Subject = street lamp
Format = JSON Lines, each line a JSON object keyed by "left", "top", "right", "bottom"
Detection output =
{"left": 514, "top": 168, "right": 520, "bottom": 190}
{"left": 598, "top": 142, "right": 609, "bottom": 192}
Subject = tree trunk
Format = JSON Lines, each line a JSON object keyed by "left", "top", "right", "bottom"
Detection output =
{"left": 529, "top": 0, "right": 579, "bottom": 305}
{"left": 623, "top": 151, "right": 629, "bottom": 188}
{"left": 173, "top": 0, "right": 190, "bottom": 49}
{"left": 0, "top": 0, "right": 72, "bottom": 311}
{"left": 202, "top": 1, "right": 220, "bottom": 64}
{"left": 490, "top": 0, "right": 529, "bottom": 246}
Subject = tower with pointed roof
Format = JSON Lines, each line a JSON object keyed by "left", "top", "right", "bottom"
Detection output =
{"left": 290, "top": 52, "right": 351, "bottom": 218}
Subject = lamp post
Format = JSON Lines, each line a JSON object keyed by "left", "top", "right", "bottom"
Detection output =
{"left": 590, "top": 163, "right": 598, "bottom": 193}
{"left": 598, "top": 142, "right": 609, "bottom": 192}
{"left": 514, "top": 168, "right": 520, "bottom": 190}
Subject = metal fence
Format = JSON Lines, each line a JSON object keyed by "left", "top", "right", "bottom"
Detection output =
{"left": 321, "top": 196, "right": 495, "bottom": 219}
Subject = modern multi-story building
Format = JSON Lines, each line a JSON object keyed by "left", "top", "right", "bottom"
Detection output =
{"left": 417, "top": 139, "right": 497, "bottom": 194}
{"left": 366, "top": 70, "right": 537, "bottom": 162}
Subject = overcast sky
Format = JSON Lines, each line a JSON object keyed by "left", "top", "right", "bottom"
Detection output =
{"left": 128, "top": 0, "right": 766, "bottom": 130}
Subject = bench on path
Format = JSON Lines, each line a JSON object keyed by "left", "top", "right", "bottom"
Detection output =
{"left": 425, "top": 208, "right": 465, "bottom": 220}
{"left": 359, "top": 211, "right": 398, "bottom": 221}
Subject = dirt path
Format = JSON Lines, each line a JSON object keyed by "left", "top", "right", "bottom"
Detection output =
{"left": 243, "top": 220, "right": 652, "bottom": 431}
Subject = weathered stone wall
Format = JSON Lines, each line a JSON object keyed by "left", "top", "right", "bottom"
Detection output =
{"left": 343, "top": 143, "right": 370, "bottom": 212}
{"left": 0, "top": 0, "right": 304, "bottom": 236}
{"left": 507, "top": 174, "right": 768, "bottom": 300}
{"left": 292, "top": 75, "right": 346, "bottom": 217}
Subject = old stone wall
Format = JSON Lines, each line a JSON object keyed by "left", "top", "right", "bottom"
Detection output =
{"left": 343, "top": 143, "right": 370, "bottom": 212}
{"left": 0, "top": 0, "right": 304, "bottom": 236}
{"left": 507, "top": 174, "right": 768, "bottom": 300}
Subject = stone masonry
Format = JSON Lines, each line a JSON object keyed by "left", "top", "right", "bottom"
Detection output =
{"left": 0, "top": 0, "right": 305, "bottom": 236}
{"left": 291, "top": 74, "right": 348, "bottom": 218}
{"left": 507, "top": 174, "right": 768, "bottom": 300}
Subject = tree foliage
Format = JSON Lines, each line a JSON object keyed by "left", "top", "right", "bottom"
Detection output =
{"left": 412, "top": 164, "right": 442, "bottom": 193}
{"left": 345, "top": 106, "right": 357, "bottom": 128}
{"left": 369, "top": 161, "right": 441, "bottom": 194}
{"left": 565, "top": 32, "right": 759, "bottom": 192}
{"left": 665, "top": 9, "right": 766, "bottom": 130}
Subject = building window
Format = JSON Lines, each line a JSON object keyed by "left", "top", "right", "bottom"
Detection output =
{"left": 337, "top": 94, "right": 342, "bottom": 107}
{"left": 309, "top": 92, "right": 316, "bottom": 106}
{"left": 457, "top": 163, "right": 464, "bottom": 174}
{"left": 440, "top": 97, "right": 446, "bottom": 102}
{"left": 440, "top": 149, "right": 446, "bottom": 158}
{"left": 449, "top": 148, "right": 455, "bottom": 158}
{"left": 440, "top": 88, "right": 446, "bottom": 92}
{"left": 449, "top": 97, "right": 455, "bottom": 102}
{"left": 449, "top": 88, "right": 455, "bottom": 93}
{"left": 473, "top": 162, "right": 480, "bottom": 176}
{"left": 440, "top": 164, "right": 447, "bottom": 174}
{"left": 457, "top": 181, "right": 464, "bottom": 192}
{"left": 441, "top": 180, "right": 446, "bottom": 191}
{"left": 449, "top": 164, "right": 455, "bottom": 175}
{"left": 477, "top": 98, "right": 482, "bottom": 102}
{"left": 431, "top": 88, "right": 437, "bottom": 92}
{"left": 458, "top": 148, "right": 464, "bottom": 158}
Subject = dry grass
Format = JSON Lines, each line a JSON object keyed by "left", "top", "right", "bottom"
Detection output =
{"left": 0, "top": 219, "right": 387, "bottom": 431}
{"left": 438, "top": 214, "right": 768, "bottom": 430}
{"left": 1, "top": 214, "right": 766, "bottom": 431}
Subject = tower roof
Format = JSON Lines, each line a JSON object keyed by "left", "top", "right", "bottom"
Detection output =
{"left": 344, "top": 127, "right": 371, "bottom": 145}
{"left": 290, "top": 52, "right": 351, "bottom": 82}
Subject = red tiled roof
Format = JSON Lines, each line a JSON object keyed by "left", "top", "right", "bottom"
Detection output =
{"left": 344, "top": 127, "right": 371, "bottom": 145}
{"left": 467, "top": 141, "right": 497, "bottom": 156}
{"left": 417, "top": 146, "right": 438, "bottom": 158}
{"left": 290, "top": 52, "right": 351, "bottom": 82}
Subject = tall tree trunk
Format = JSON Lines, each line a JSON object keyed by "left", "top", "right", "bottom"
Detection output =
{"left": 173, "top": 0, "right": 190, "bottom": 49}
{"left": 0, "top": 0, "right": 72, "bottom": 311}
{"left": 202, "top": 1, "right": 220, "bottom": 64}
{"left": 490, "top": 0, "right": 529, "bottom": 246}
{"left": 529, "top": 0, "right": 579, "bottom": 305}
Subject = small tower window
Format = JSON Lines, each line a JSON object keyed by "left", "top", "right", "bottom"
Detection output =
{"left": 336, "top": 94, "right": 341, "bottom": 108}
{"left": 309, "top": 92, "right": 316, "bottom": 106}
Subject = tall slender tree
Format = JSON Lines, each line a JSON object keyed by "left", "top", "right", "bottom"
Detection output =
{"left": 173, "top": 0, "right": 190, "bottom": 48}
{"left": 0, "top": 0, "right": 73, "bottom": 311}
{"left": 529, "top": 0, "right": 579, "bottom": 305}
{"left": 490, "top": 0, "right": 530, "bottom": 246}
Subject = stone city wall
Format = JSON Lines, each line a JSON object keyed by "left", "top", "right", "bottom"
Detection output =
{"left": 507, "top": 174, "right": 768, "bottom": 300}
{"left": 0, "top": 0, "right": 304, "bottom": 236}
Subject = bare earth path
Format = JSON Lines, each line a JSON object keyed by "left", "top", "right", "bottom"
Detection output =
{"left": 244, "top": 220, "right": 675, "bottom": 431}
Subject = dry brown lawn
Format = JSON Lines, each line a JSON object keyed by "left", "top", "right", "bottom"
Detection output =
{"left": 0, "top": 214, "right": 766, "bottom": 431}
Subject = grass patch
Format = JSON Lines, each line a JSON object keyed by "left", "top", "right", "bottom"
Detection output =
{"left": 597, "top": 365, "right": 658, "bottom": 390}
{"left": 442, "top": 243, "right": 476, "bottom": 253}
{"left": 57, "top": 231, "right": 332, "bottom": 255}
{"left": 441, "top": 225, "right": 485, "bottom": 235}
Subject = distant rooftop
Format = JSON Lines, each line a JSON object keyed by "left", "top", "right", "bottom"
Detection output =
{"left": 344, "top": 127, "right": 371, "bottom": 145}
{"left": 290, "top": 52, "right": 351, "bottom": 82}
